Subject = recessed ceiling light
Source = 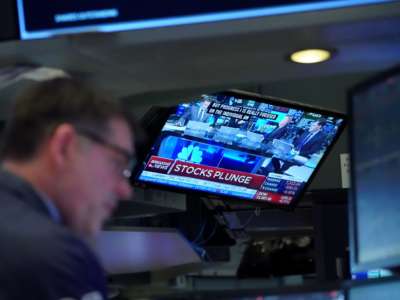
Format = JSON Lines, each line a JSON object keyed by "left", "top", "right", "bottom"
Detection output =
{"left": 289, "top": 49, "right": 333, "bottom": 64}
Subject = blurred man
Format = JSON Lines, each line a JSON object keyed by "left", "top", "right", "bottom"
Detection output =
{"left": 0, "top": 78, "right": 135, "bottom": 300}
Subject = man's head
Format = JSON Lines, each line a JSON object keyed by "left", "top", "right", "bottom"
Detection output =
{"left": 1, "top": 78, "right": 135, "bottom": 237}
{"left": 308, "top": 119, "right": 327, "bottom": 133}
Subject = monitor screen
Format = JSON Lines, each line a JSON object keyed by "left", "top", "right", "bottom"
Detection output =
{"left": 349, "top": 65, "right": 400, "bottom": 271}
{"left": 16, "top": 0, "right": 394, "bottom": 39}
{"left": 134, "top": 90, "right": 345, "bottom": 207}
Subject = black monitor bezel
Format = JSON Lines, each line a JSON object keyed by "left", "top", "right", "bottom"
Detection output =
{"left": 132, "top": 89, "right": 346, "bottom": 210}
{"left": 348, "top": 64, "right": 400, "bottom": 272}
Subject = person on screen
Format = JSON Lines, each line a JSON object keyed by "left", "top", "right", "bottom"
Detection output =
{"left": 259, "top": 118, "right": 327, "bottom": 175}
{"left": 266, "top": 115, "right": 293, "bottom": 141}
{"left": 294, "top": 118, "right": 327, "bottom": 158}
{"left": 0, "top": 78, "right": 136, "bottom": 300}
{"left": 179, "top": 99, "right": 212, "bottom": 125}
{"left": 260, "top": 115, "right": 293, "bottom": 153}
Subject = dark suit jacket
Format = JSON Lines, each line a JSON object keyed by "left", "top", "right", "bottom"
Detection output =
{"left": 0, "top": 170, "right": 107, "bottom": 300}
{"left": 294, "top": 130, "right": 326, "bottom": 158}
{"left": 267, "top": 125, "right": 290, "bottom": 141}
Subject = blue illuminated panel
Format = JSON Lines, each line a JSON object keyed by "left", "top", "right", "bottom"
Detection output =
{"left": 17, "top": 0, "right": 394, "bottom": 40}
{"left": 350, "top": 65, "right": 400, "bottom": 271}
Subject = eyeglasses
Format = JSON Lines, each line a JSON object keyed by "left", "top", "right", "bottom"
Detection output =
{"left": 75, "top": 127, "right": 136, "bottom": 179}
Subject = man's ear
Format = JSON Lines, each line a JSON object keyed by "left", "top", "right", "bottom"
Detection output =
{"left": 48, "top": 124, "right": 76, "bottom": 167}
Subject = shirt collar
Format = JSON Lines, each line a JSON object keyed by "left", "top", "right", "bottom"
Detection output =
{"left": 34, "top": 188, "right": 63, "bottom": 224}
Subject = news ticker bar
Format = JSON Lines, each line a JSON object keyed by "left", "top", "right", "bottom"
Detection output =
{"left": 139, "top": 170, "right": 292, "bottom": 203}
{"left": 140, "top": 156, "right": 300, "bottom": 204}
{"left": 140, "top": 171, "right": 256, "bottom": 198}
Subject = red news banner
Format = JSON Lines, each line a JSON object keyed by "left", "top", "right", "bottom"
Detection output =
{"left": 145, "top": 156, "right": 265, "bottom": 188}
{"left": 144, "top": 156, "right": 290, "bottom": 203}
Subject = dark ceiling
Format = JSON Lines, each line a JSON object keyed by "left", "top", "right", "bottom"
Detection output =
{"left": 0, "top": 1, "right": 399, "bottom": 119}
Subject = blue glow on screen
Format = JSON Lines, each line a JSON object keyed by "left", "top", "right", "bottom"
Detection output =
{"left": 17, "top": 0, "right": 394, "bottom": 39}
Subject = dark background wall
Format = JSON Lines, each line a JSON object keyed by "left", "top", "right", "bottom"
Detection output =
{"left": 0, "top": 0, "right": 18, "bottom": 41}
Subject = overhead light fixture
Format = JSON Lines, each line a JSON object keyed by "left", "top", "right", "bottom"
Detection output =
{"left": 289, "top": 48, "right": 333, "bottom": 64}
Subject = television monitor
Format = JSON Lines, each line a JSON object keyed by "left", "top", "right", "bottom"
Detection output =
{"left": 16, "top": 0, "right": 395, "bottom": 40}
{"left": 133, "top": 90, "right": 345, "bottom": 208}
{"left": 348, "top": 64, "right": 400, "bottom": 272}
